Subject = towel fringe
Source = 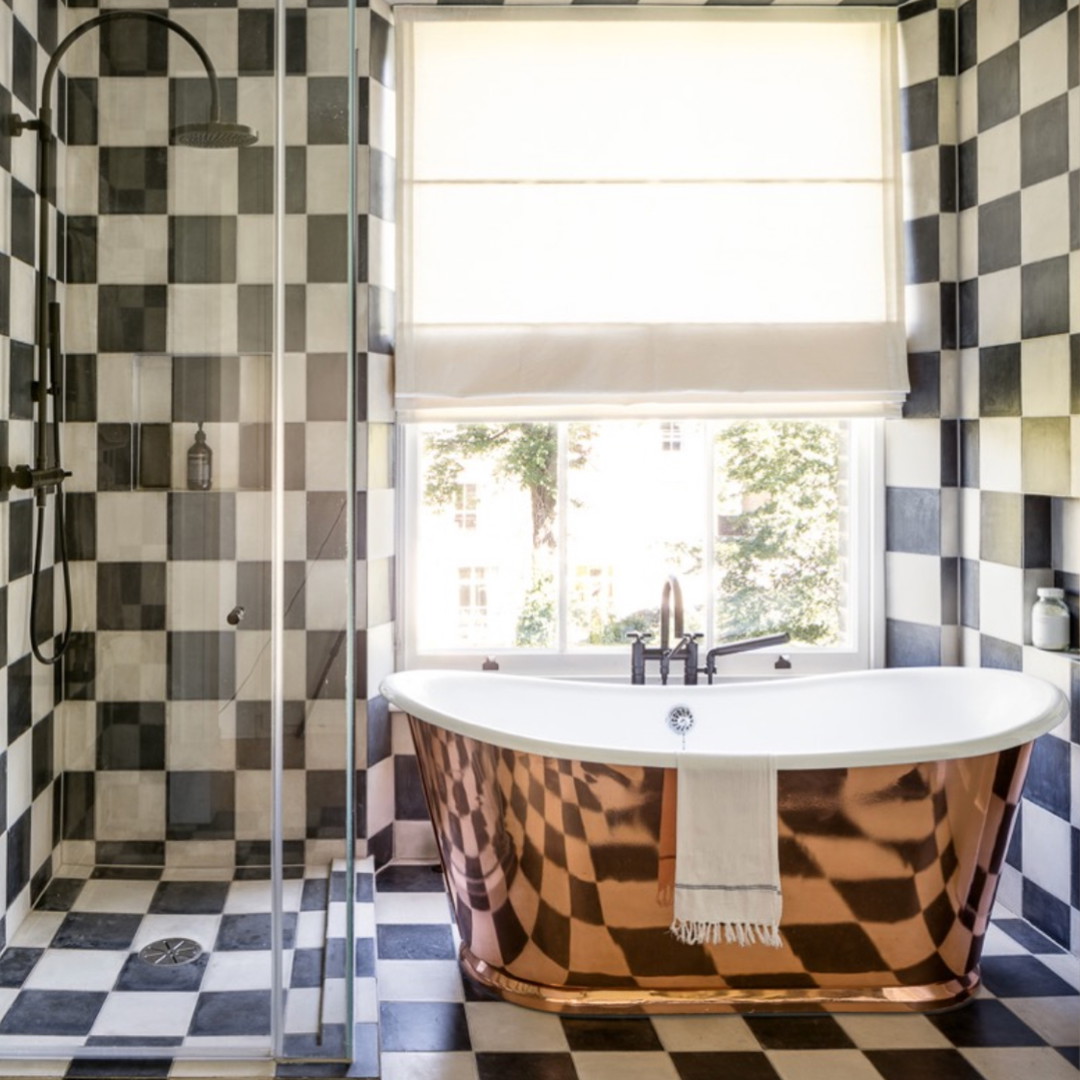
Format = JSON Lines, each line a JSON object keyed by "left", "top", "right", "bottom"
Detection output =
{"left": 670, "top": 918, "right": 782, "bottom": 949}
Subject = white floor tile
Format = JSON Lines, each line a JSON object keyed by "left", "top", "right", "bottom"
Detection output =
{"left": 464, "top": 1001, "right": 569, "bottom": 1052}
{"left": 201, "top": 950, "right": 274, "bottom": 991}
{"left": 572, "top": 1051, "right": 681, "bottom": 1080}
{"left": 378, "top": 960, "right": 465, "bottom": 1003}
{"left": 767, "top": 1049, "right": 884, "bottom": 1080}
{"left": 8, "top": 913, "right": 64, "bottom": 948}
{"left": 834, "top": 1013, "right": 954, "bottom": 1049}
{"left": 961, "top": 1047, "right": 1080, "bottom": 1080}
{"left": 71, "top": 879, "right": 158, "bottom": 914}
{"left": 295, "top": 910, "right": 327, "bottom": 949}
{"left": 380, "top": 1051, "right": 479, "bottom": 1080}
{"left": 1037, "top": 954, "right": 1080, "bottom": 990}
{"left": 1001, "top": 996, "right": 1080, "bottom": 1046}
{"left": 283, "top": 986, "right": 322, "bottom": 1033}
{"left": 650, "top": 1014, "right": 761, "bottom": 1052}
{"left": 982, "top": 922, "right": 1029, "bottom": 956}
{"left": 355, "top": 976, "right": 380, "bottom": 1024}
{"left": 90, "top": 991, "right": 199, "bottom": 1037}
{"left": 23, "top": 949, "right": 127, "bottom": 992}
{"left": 374, "top": 892, "right": 453, "bottom": 925}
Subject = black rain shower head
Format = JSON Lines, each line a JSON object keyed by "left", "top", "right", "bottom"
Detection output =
{"left": 172, "top": 121, "right": 260, "bottom": 149}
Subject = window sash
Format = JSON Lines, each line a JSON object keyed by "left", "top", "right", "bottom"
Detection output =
{"left": 397, "top": 419, "right": 884, "bottom": 678}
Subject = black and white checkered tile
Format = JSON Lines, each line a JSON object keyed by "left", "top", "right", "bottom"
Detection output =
{"left": 883, "top": 0, "right": 1080, "bottom": 956}
{"left": 373, "top": 862, "right": 1080, "bottom": 1080}
{"left": 0, "top": 857, "right": 377, "bottom": 1074}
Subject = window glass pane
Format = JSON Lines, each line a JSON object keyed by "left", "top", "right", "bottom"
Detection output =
{"left": 412, "top": 17, "right": 886, "bottom": 181}
{"left": 413, "top": 420, "right": 852, "bottom": 657}
{"left": 564, "top": 421, "right": 706, "bottom": 646}
{"left": 713, "top": 420, "right": 847, "bottom": 647}
{"left": 412, "top": 183, "right": 887, "bottom": 323}
{"left": 416, "top": 423, "right": 559, "bottom": 650}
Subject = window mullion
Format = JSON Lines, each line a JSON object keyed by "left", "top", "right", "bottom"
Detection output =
{"left": 703, "top": 421, "right": 717, "bottom": 650}
{"left": 557, "top": 422, "right": 570, "bottom": 654}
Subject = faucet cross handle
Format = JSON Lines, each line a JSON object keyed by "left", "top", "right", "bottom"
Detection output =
{"left": 626, "top": 631, "right": 653, "bottom": 643}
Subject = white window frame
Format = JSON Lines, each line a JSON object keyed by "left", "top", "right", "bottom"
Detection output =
{"left": 397, "top": 419, "right": 884, "bottom": 679}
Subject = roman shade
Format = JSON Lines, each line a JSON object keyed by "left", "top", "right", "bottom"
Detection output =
{"left": 397, "top": 8, "right": 907, "bottom": 420}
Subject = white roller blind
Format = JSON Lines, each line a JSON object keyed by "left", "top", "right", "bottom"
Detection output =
{"left": 398, "top": 8, "right": 907, "bottom": 420}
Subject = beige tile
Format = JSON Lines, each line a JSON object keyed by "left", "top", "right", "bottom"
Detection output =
{"left": 650, "top": 1014, "right": 761, "bottom": 1052}
{"left": 380, "top": 1052, "right": 479, "bottom": 1080}
{"left": 961, "top": 1047, "right": 1080, "bottom": 1080}
{"left": 572, "top": 1052, "right": 681, "bottom": 1080}
{"left": 464, "top": 1001, "right": 568, "bottom": 1051}
{"left": 834, "top": 1013, "right": 953, "bottom": 1050}
{"left": 767, "top": 1049, "right": 884, "bottom": 1080}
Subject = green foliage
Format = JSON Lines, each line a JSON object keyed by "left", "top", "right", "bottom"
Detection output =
{"left": 583, "top": 607, "right": 659, "bottom": 646}
{"left": 515, "top": 575, "right": 556, "bottom": 647}
{"left": 714, "top": 421, "right": 841, "bottom": 645}
{"left": 424, "top": 423, "right": 560, "bottom": 548}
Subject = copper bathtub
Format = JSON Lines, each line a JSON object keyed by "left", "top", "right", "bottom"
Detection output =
{"left": 382, "top": 668, "right": 1068, "bottom": 1014}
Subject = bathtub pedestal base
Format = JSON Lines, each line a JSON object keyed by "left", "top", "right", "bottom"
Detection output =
{"left": 460, "top": 947, "right": 981, "bottom": 1015}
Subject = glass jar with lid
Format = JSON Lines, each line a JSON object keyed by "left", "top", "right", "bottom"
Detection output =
{"left": 1031, "top": 587, "right": 1070, "bottom": 651}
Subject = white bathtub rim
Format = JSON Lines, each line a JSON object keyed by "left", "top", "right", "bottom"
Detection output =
{"left": 380, "top": 666, "right": 1070, "bottom": 770}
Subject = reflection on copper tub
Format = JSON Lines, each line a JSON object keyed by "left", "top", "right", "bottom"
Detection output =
{"left": 381, "top": 668, "right": 1068, "bottom": 1014}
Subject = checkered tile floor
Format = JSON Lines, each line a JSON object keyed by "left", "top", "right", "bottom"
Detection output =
{"left": 373, "top": 864, "right": 1080, "bottom": 1080}
{"left": 0, "top": 862, "right": 361, "bottom": 1060}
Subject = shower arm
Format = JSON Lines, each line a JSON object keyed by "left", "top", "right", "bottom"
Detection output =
{"left": 16, "top": 10, "right": 223, "bottom": 487}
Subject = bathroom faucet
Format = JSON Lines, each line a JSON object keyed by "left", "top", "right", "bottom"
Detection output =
{"left": 629, "top": 576, "right": 702, "bottom": 685}
{"left": 628, "top": 574, "right": 789, "bottom": 684}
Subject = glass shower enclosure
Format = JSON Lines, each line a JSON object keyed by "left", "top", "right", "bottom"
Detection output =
{"left": 0, "top": 0, "right": 362, "bottom": 1064}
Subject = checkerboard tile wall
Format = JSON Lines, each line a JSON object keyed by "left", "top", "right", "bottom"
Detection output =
{"left": 10, "top": 0, "right": 404, "bottom": 881}
{"left": 882, "top": 0, "right": 1080, "bottom": 956}
{"left": 0, "top": 0, "right": 66, "bottom": 961}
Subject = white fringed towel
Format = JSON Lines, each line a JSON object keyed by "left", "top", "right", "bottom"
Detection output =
{"left": 670, "top": 754, "right": 783, "bottom": 948}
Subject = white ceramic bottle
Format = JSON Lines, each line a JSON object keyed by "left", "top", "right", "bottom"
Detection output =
{"left": 1031, "top": 587, "right": 1070, "bottom": 651}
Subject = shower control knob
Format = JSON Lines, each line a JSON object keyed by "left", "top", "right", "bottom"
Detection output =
{"left": 226, "top": 605, "right": 245, "bottom": 626}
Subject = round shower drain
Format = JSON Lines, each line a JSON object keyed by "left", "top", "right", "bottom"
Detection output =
{"left": 139, "top": 938, "right": 203, "bottom": 966}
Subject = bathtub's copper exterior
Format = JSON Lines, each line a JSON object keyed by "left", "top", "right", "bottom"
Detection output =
{"left": 408, "top": 716, "right": 1032, "bottom": 1014}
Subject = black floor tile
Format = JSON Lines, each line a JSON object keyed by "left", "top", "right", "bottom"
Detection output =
{"left": 215, "top": 912, "right": 297, "bottom": 951}
{"left": 301, "top": 878, "right": 329, "bottom": 910}
{"left": 114, "top": 952, "right": 209, "bottom": 992}
{"left": 376, "top": 923, "right": 455, "bottom": 961}
{"left": 149, "top": 880, "right": 230, "bottom": 915}
{"left": 375, "top": 864, "right": 447, "bottom": 893}
{"left": 188, "top": 990, "right": 273, "bottom": 1036}
{"left": 91, "top": 867, "right": 163, "bottom": 881}
{"left": 671, "top": 1052, "right": 783, "bottom": 1080}
{"left": 52, "top": 912, "right": 143, "bottom": 950}
{"left": 85, "top": 1037, "right": 184, "bottom": 1047}
{"left": 290, "top": 947, "right": 324, "bottom": 988}
{"left": 866, "top": 1048, "right": 986, "bottom": 1080}
{"left": 0, "top": 947, "right": 43, "bottom": 988}
{"left": 560, "top": 1017, "right": 664, "bottom": 1052}
{"left": 0, "top": 989, "right": 108, "bottom": 1035}
{"left": 743, "top": 1014, "right": 855, "bottom": 1050}
{"left": 282, "top": 1024, "right": 347, "bottom": 1061}
{"left": 1058, "top": 1046, "right": 1080, "bottom": 1066}
{"left": 379, "top": 1002, "right": 472, "bottom": 1052}
{"left": 980, "top": 955, "right": 1078, "bottom": 997}
{"left": 65, "top": 1058, "right": 172, "bottom": 1078}
{"left": 35, "top": 878, "right": 86, "bottom": 912}
{"left": 476, "top": 1052, "right": 577, "bottom": 1080}
{"left": 925, "top": 998, "right": 1045, "bottom": 1047}
{"left": 994, "top": 918, "right": 1067, "bottom": 954}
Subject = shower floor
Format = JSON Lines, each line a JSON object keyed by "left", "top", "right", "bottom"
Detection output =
{"left": 0, "top": 859, "right": 374, "bottom": 1060}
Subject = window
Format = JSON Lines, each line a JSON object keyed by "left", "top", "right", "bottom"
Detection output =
{"left": 403, "top": 420, "right": 882, "bottom": 676}
{"left": 397, "top": 9, "right": 894, "bottom": 675}
{"left": 660, "top": 423, "right": 682, "bottom": 453}
{"left": 457, "top": 567, "right": 490, "bottom": 643}
{"left": 453, "top": 484, "right": 478, "bottom": 530}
